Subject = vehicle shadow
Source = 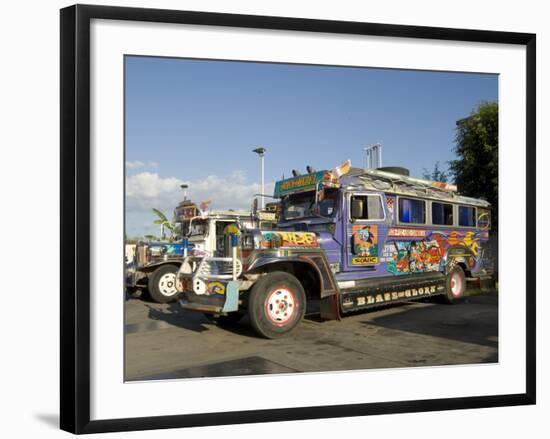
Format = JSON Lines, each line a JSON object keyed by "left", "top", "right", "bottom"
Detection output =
{"left": 361, "top": 293, "right": 498, "bottom": 351}
{"left": 141, "top": 302, "right": 213, "bottom": 333}
{"left": 142, "top": 300, "right": 326, "bottom": 339}
{"left": 138, "top": 302, "right": 261, "bottom": 338}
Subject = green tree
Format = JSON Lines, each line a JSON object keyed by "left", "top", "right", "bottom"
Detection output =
{"left": 422, "top": 161, "right": 449, "bottom": 183}
{"left": 152, "top": 208, "right": 178, "bottom": 241}
{"left": 450, "top": 101, "right": 498, "bottom": 231}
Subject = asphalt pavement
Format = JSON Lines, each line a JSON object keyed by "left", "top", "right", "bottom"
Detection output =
{"left": 125, "top": 288, "right": 498, "bottom": 381}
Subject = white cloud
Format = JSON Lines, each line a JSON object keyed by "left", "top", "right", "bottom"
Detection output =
{"left": 126, "top": 160, "right": 145, "bottom": 169}
{"left": 125, "top": 160, "right": 159, "bottom": 170}
{"left": 125, "top": 170, "right": 274, "bottom": 216}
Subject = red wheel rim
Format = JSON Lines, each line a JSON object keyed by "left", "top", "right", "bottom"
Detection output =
{"left": 265, "top": 287, "right": 296, "bottom": 326}
{"left": 450, "top": 272, "right": 463, "bottom": 297}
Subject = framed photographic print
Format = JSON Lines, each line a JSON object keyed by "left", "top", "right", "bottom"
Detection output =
{"left": 60, "top": 4, "right": 536, "bottom": 434}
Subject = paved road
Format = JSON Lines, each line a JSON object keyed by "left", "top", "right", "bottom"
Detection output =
{"left": 125, "top": 289, "right": 498, "bottom": 381}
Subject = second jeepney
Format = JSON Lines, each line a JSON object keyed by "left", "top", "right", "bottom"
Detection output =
{"left": 127, "top": 200, "right": 277, "bottom": 303}
{"left": 177, "top": 164, "right": 494, "bottom": 338}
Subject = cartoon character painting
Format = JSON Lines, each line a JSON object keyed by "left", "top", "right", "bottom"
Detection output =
{"left": 387, "top": 239, "right": 444, "bottom": 274}
{"left": 352, "top": 225, "right": 379, "bottom": 264}
{"left": 386, "top": 230, "right": 482, "bottom": 275}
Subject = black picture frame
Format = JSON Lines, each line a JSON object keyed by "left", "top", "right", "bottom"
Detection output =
{"left": 60, "top": 4, "right": 536, "bottom": 434}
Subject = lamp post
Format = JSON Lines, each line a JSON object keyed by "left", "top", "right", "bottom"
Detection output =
{"left": 252, "top": 147, "right": 266, "bottom": 209}
{"left": 179, "top": 184, "right": 189, "bottom": 254}
{"left": 180, "top": 184, "right": 189, "bottom": 200}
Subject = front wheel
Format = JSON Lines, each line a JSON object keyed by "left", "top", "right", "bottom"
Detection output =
{"left": 442, "top": 265, "right": 466, "bottom": 303}
{"left": 148, "top": 265, "right": 181, "bottom": 303}
{"left": 248, "top": 271, "right": 306, "bottom": 339}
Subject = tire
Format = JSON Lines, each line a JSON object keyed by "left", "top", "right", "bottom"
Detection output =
{"left": 442, "top": 265, "right": 466, "bottom": 304}
{"left": 248, "top": 271, "right": 306, "bottom": 339}
{"left": 147, "top": 265, "right": 181, "bottom": 303}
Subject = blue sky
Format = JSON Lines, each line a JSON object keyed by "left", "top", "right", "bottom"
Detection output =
{"left": 125, "top": 56, "right": 497, "bottom": 237}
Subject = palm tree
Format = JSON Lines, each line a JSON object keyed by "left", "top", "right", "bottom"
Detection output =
{"left": 152, "top": 208, "right": 178, "bottom": 241}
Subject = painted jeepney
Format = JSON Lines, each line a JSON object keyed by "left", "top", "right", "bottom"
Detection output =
{"left": 127, "top": 200, "right": 276, "bottom": 303}
{"left": 177, "top": 165, "right": 494, "bottom": 338}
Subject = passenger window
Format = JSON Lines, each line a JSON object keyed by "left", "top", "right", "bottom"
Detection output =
{"left": 350, "top": 195, "right": 384, "bottom": 220}
{"left": 432, "top": 202, "right": 453, "bottom": 225}
{"left": 398, "top": 198, "right": 425, "bottom": 224}
{"left": 458, "top": 206, "right": 476, "bottom": 227}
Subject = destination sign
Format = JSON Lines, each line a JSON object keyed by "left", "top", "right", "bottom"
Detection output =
{"left": 274, "top": 171, "right": 339, "bottom": 198}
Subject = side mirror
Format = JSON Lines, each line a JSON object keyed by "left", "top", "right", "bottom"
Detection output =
{"left": 351, "top": 198, "right": 363, "bottom": 220}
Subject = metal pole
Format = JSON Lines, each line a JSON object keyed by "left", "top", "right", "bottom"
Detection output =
{"left": 231, "top": 234, "right": 238, "bottom": 281}
{"left": 261, "top": 154, "right": 265, "bottom": 209}
{"left": 253, "top": 147, "right": 267, "bottom": 209}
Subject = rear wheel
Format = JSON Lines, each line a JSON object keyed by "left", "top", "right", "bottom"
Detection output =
{"left": 443, "top": 265, "right": 466, "bottom": 303}
{"left": 148, "top": 265, "right": 181, "bottom": 303}
{"left": 248, "top": 271, "right": 306, "bottom": 339}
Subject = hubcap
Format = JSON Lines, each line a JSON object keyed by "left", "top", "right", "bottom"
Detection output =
{"left": 158, "top": 272, "right": 179, "bottom": 297}
{"left": 265, "top": 287, "right": 296, "bottom": 325}
{"left": 450, "top": 273, "right": 463, "bottom": 297}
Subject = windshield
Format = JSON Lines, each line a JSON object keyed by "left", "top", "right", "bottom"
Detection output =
{"left": 282, "top": 189, "right": 338, "bottom": 220}
{"left": 178, "top": 219, "right": 208, "bottom": 237}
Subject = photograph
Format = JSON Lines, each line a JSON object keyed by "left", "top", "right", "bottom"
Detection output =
{"left": 0, "top": 0, "right": 542, "bottom": 435}
{"left": 123, "top": 56, "right": 499, "bottom": 381}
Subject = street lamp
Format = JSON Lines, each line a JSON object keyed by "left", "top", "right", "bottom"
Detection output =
{"left": 252, "top": 147, "right": 266, "bottom": 209}
{"left": 180, "top": 184, "right": 189, "bottom": 200}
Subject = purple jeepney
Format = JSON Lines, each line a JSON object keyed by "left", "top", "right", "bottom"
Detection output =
{"left": 177, "top": 165, "right": 494, "bottom": 339}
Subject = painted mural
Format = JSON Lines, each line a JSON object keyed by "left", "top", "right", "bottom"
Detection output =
{"left": 261, "top": 231, "right": 318, "bottom": 248}
{"left": 386, "top": 239, "right": 444, "bottom": 274}
{"left": 206, "top": 281, "right": 226, "bottom": 295}
{"left": 477, "top": 209, "right": 491, "bottom": 230}
{"left": 352, "top": 224, "right": 379, "bottom": 265}
{"left": 384, "top": 230, "right": 484, "bottom": 275}
{"left": 386, "top": 196, "right": 395, "bottom": 221}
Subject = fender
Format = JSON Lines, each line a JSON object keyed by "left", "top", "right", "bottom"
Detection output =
{"left": 247, "top": 251, "right": 340, "bottom": 320}
{"left": 137, "top": 260, "right": 182, "bottom": 272}
{"left": 443, "top": 244, "right": 478, "bottom": 274}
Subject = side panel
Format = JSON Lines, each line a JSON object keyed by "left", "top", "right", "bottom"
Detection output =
{"left": 338, "top": 192, "right": 491, "bottom": 281}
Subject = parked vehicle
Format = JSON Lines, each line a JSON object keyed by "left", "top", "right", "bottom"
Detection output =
{"left": 126, "top": 200, "right": 277, "bottom": 303}
{"left": 177, "top": 163, "right": 494, "bottom": 338}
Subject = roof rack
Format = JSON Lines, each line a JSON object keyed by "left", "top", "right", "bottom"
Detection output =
{"left": 341, "top": 168, "right": 490, "bottom": 207}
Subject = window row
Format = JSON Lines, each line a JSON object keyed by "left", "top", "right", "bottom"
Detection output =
{"left": 350, "top": 194, "right": 477, "bottom": 227}
{"left": 398, "top": 198, "right": 476, "bottom": 227}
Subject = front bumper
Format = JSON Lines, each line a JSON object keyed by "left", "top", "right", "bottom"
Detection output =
{"left": 179, "top": 280, "right": 242, "bottom": 314}
{"left": 125, "top": 266, "right": 146, "bottom": 288}
{"left": 179, "top": 291, "right": 225, "bottom": 313}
